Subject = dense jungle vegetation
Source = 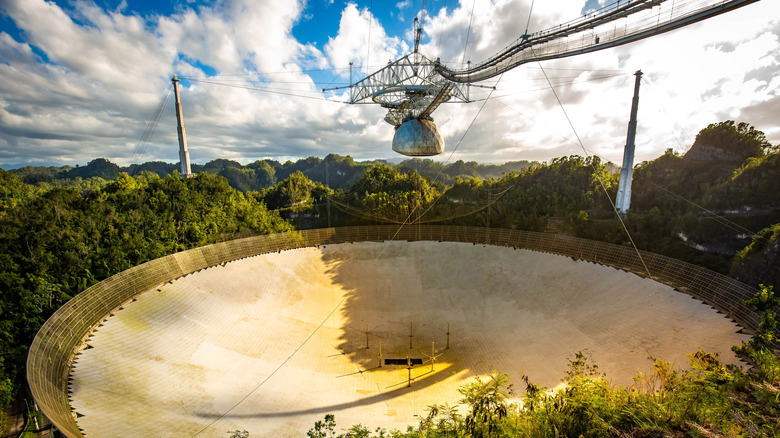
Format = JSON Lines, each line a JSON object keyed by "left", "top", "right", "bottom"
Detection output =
{"left": 2, "top": 120, "right": 779, "bottom": 435}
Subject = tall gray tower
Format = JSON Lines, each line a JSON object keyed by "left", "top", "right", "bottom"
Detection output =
{"left": 172, "top": 76, "right": 192, "bottom": 177}
{"left": 616, "top": 70, "right": 642, "bottom": 215}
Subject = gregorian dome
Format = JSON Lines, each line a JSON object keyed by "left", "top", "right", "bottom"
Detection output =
{"left": 392, "top": 118, "right": 444, "bottom": 156}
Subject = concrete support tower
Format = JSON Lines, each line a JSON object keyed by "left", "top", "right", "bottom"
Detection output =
{"left": 616, "top": 70, "right": 643, "bottom": 215}
{"left": 172, "top": 76, "right": 192, "bottom": 177}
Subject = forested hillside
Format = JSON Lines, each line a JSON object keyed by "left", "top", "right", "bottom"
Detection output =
{"left": 1, "top": 120, "right": 778, "bottom": 434}
{"left": 8, "top": 155, "right": 536, "bottom": 192}
{"left": 0, "top": 171, "right": 292, "bottom": 426}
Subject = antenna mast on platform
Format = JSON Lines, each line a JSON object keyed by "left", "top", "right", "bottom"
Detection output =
{"left": 616, "top": 70, "right": 642, "bottom": 215}
{"left": 172, "top": 76, "right": 192, "bottom": 177}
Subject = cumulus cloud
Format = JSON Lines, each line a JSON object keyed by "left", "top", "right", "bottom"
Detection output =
{"left": 418, "top": 0, "right": 780, "bottom": 164}
{"left": 0, "top": 0, "right": 778, "bottom": 168}
{"left": 396, "top": 0, "right": 412, "bottom": 22}
{"left": 325, "top": 3, "right": 408, "bottom": 76}
{"left": 0, "top": 0, "right": 393, "bottom": 166}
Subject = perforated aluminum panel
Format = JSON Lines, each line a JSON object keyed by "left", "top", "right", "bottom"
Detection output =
{"left": 28, "top": 225, "right": 763, "bottom": 437}
{"left": 392, "top": 119, "right": 444, "bottom": 156}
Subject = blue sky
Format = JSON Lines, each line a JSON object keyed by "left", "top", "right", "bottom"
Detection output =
{"left": 0, "top": 0, "right": 778, "bottom": 168}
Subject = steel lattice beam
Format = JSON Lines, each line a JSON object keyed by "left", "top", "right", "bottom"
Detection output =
{"left": 347, "top": 52, "right": 469, "bottom": 126}
{"left": 335, "top": 0, "right": 760, "bottom": 131}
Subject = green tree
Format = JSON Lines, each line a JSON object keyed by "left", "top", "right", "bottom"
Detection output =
{"left": 731, "top": 223, "right": 780, "bottom": 290}
{"left": 458, "top": 371, "right": 511, "bottom": 438}
{"left": 0, "top": 170, "right": 292, "bottom": 405}
{"left": 67, "top": 158, "right": 120, "bottom": 180}
{"left": 203, "top": 158, "right": 242, "bottom": 173}
{"left": 421, "top": 403, "right": 462, "bottom": 436}
{"left": 307, "top": 414, "right": 336, "bottom": 438}
{"left": 689, "top": 120, "right": 772, "bottom": 162}
{"left": 0, "top": 170, "right": 31, "bottom": 217}
{"left": 343, "top": 165, "right": 440, "bottom": 224}
{"left": 247, "top": 159, "right": 277, "bottom": 187}
{"left": 219, "top": 167, "right": 256, "bottom": 192}
{"left": 733, "top": 284, "right": 780, "bottom": 356}
{"left": 264, "top": 171, "right": 319, "bottom": 210}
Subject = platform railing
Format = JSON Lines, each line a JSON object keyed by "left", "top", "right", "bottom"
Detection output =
{"left": 27, "top": 225, "right": 761, "bottom": 437}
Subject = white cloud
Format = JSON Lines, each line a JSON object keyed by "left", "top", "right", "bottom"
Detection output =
{"left": 325, "top": 3, "right": 408, "bottom": 76}
{"left": 0, "top": 0, "right": 778, "bottom": 169}
{"left": 396, "top": 0, "right": 412, "bottom": 22}
{"left": 415, "top": 0, "right": 780, "bottom": 164}
{"left": 0, "top": 0, "right": 388, "bottom": 166}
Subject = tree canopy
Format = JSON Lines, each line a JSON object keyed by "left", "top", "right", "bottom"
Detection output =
{"left": 1, "top": 120, "right": 778, "bottom": 434}
{"left": 0, "top": 171, "right": 292, "bottom": 410}
{"left": 685, "top": 120, "right": 774, "bottom": 162}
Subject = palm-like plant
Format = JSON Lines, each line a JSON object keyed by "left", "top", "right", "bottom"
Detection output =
{"left": 458, "top": 371, "right": 511, "bottom": 438}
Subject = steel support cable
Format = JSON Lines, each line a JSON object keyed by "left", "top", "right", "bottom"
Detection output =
{"left": 416, "top": 0, "right": 429, "bottom": 49}
{"left": 322, "top": 155, "right": 515, "bottom": 225}
{"left": 486, "top": 71, "right": 631, "bottom": 153}
{"left": 330, "top": 198, "right": 405, "bottom": 224}
{"left": 182, "top": 78, "right": 350, "bottom": 86}
{"left": 190, "top": 295, "right": 347, "bottom": 437}
{"left": 436, "top": 0, "right": 761, "bottom": 83}
{"left": 183, "top": 78, "right": 326, "bottom": 95}
{"left": 330, "top": 181, "right": 516, "bottom": 225}
{"left": 488, "top": 72, "right": 628, "bottom": 98}
{"left": 184, "top": 78, "right": 349, "bottom": 103}
{"left": 625, "top": 77, "right": 756, "bottom": 238}
{"left": 129, "top": 85, "right": 173, "bottom": 174}
{"left": 414, "top": 183, "right": 516, "bottom": 224}
{"left": 639, "top": 75, "right": 693, "bottom": 149}
{"left": 645, "top": 179, "right": 757, "bottom": 236}
{"left": 524, "top": 0, "right": 536, "bottom": 36}
{"left": 492, "top": 97, "right": 591, "bottom": 156}
{"left": 179, "top": 66, "right": 353, "bottom": 77}
{"left": 415, "top": 157, "right": 420, "bottom": 229}
{"left": 461, "top": 0, "right": 477, "bottom": 65}
{"left": 366, "top": 0, "right": 373, "bottom": 74}
{"left": 535, "top": 57, "right": 654, "bottom": 279}
{"left": 398, "top": 76, "right": 504, "bottom": 232}
{"left": 437, "top": 0, "right": 449, "bottom": 56}
{"left": 454, "top": 0, "right": 638, "bottom": 76}
{"left": 135, "top": 85, "right": 171, "bottom": 149}
{"left": 460, "top": 72, "right": 627, "bottom": 104}
{"left": 440, "top": 0, "right": 662, "bottom": 78}
{"left": 378, "top": 76, "right": 503, "bottom": 243}
{"left": 192, "top": 77, "right": 345, "bottom": 98}
{"left": 330, "top": 196, "right": 427, "bottom": 225}
{"left": 180, "top": 70, "right": 354, "bottom": 97}
{"left": 490, "top": 0, "right": 663, "bottom": 67}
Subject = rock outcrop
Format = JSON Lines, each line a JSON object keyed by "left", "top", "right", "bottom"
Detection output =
{"left": 684, "top": 121, "right": 770, "bottom": 162}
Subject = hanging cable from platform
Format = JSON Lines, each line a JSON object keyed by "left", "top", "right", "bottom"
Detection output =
{"left": 129, "top": 84, "right": 173, "bottom": 174}
{"left": 536, "top": 56, "right": 653, "bottom": 279}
